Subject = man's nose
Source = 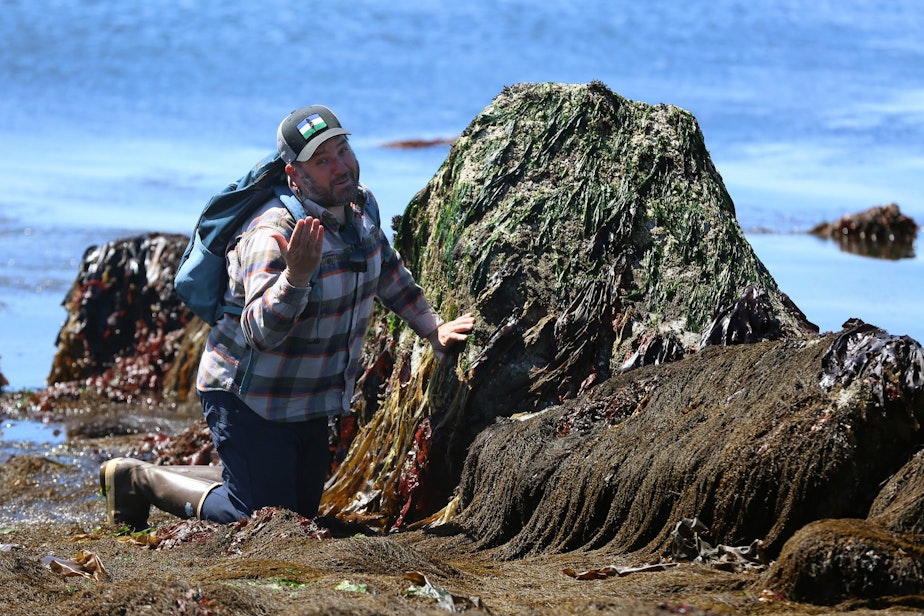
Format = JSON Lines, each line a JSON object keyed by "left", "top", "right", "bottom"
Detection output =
{"left": 331, "top": 153, "right": 350, "bottom": 174}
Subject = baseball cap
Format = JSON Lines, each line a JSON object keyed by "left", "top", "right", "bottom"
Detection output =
{"left": 276, "top": 105, "right": 351, "bottom": 164}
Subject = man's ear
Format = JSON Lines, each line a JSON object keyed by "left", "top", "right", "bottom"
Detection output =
{"left": 284, "top": 163, "right": 304, "bottom": 196}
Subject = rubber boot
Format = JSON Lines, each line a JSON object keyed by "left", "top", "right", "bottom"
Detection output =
{"left": 99, "top": 457, "right": 222, "bottom": 530}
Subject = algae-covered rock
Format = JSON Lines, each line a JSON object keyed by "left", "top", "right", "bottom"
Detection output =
{"left": 762, "top": 518, "right": 924, "bottom": 605}
{"left": 48, "top": 233, "right": 200, "bottom": 403}
{"left": 399, "top": 81, "right": 815, "bottom": 418}
{"left": 455, "top": 325, "right": 923, "bottom": 559}
{"left": 322, "top": 81, "right": 817, "bottom": 528}
{"left": 325, "top": 85, "right": 924, "bottom": 609}
{"left": 868, "top": 449, "right": 924, "bottom": 535}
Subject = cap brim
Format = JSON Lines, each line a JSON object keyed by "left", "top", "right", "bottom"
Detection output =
{"left": 294, "top": 128, "right": 351, "bottom": 162}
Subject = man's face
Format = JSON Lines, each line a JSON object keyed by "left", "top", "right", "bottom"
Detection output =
{"left": 292, "top": 136, "right": 360, "bottom": 208}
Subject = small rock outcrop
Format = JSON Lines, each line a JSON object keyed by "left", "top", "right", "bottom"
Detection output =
{"left": 868, "top": 449, "right": 924, "bottom": 535}
{"left": 762, "top": 518, "right": 924, "bottom": 605}
{"left": 809, "top": 202, "right": 918, "bottom": 259}
{"left": 47, "top": 233, "right": 204, "bottom": 403}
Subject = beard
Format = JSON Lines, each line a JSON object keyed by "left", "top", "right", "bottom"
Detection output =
{"left": 300, "top": 163, "right": 361, "bottom": 209}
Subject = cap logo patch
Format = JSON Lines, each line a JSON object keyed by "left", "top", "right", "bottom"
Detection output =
{"left": 297, "top": 114, "right": 328, "bottom": 141}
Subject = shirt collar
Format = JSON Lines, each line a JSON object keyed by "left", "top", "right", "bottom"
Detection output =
{"left": 297, "top": 196, "right": 348, "bottom": 230}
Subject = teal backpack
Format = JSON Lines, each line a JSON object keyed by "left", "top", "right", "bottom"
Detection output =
{"left": 174, "top": 152, "right": 303, "bottom": 325}
{"left": 174, "top": 151, "right": 381, "bottom": 326}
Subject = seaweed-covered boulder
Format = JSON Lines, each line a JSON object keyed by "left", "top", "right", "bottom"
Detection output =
{"left": 47, "top": 233, "right": 204, "bottom": 403}
{"left": 455, "top": 322, "right": 924, "bottom": 559}
{"left": 868, "top": 449, "right": 924, "bottom": 535}
{"left": 765, "top": 453, "right": 924, "bottom": 607}
{"left": 322, "top": 81, "right": 817, "bottom": 528}
{"left": 761, "top": 518, "right": 924, "bottom": 605}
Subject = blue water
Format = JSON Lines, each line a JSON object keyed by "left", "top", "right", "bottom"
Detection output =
{"left": 1, "top": 0, "right": 922, "bottom": 389}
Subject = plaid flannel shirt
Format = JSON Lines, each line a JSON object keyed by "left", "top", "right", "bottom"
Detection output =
{"left": 196, "top": 186, "right": 441, "bottom": 421}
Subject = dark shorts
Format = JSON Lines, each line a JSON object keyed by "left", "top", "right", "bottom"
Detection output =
{"left": 197, "top": 389, "right": 330, "bottom": 523}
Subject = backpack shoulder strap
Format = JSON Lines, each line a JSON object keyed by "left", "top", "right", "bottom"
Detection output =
{"left": 357, "top": 183, "right": 382, "bottom": 230}
{"left": 276, "top": 185, "right": 306, "bottom": 221}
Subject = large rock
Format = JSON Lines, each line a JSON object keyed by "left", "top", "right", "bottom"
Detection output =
{"left": 321, "top": 81, "right": 818, "bottom": 529}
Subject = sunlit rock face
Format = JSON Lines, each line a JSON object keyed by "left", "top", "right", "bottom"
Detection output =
{"left": 397, "top": 81, "right": 816, "bottom": 420}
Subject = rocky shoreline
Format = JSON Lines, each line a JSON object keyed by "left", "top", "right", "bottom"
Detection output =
{"left": 2, "top": 81, "right": 922, "bottom": 615}
{"left": 3, "top": 332, "right": 923, "bottom": 615}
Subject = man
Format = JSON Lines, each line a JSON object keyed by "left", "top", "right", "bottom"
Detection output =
{"left": 100, "top": 105, "right": 475, "bottom": 530}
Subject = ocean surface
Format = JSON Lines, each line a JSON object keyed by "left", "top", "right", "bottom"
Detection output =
{"left": 0, "top": 0, "right": 921, "bottom": 389}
